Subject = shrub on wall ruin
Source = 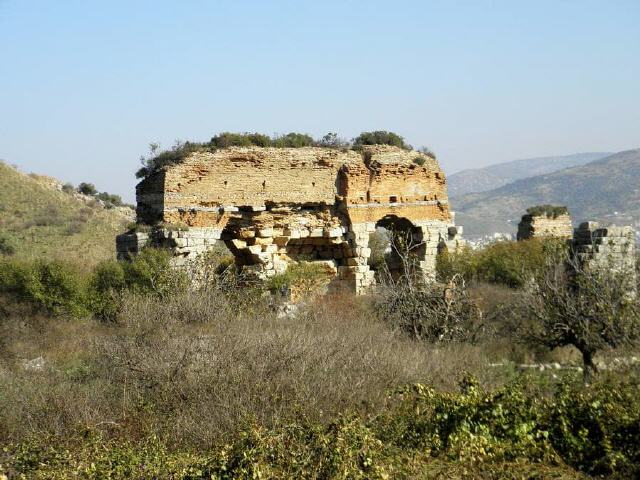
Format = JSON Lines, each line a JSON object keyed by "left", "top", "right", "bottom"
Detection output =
{"left": 352, "top": 130, "right": 410, "bottom": 150}
{"left": 525, "top": 204, "right": 569, "bottom": 219}
{"left": 135, "top": 130, "right": 416, "bottom": 179}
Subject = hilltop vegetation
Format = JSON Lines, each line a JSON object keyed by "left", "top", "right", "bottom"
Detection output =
{"left": 452, "top": 149, "right": 640, "bottom": 236}
{"left": 0, "top": 162, "right": 132, "bottom": 266}
{"left": 136, "top": 130, "right": 423, "bottom": 179}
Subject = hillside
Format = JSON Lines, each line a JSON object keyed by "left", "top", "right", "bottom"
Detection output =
{"left": 0, "top": 161, "right": 133, "bottom": 266}
{"left": 448, "top": 152, "right": 611, "bottom": 197}
{"left": 451, "top": 149, "right": 640, "bottom": 237}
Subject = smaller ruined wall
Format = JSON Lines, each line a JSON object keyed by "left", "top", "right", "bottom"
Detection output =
{"left": 517, "top": 213, "right": 573, "bottom": 241}
{"left": 571, "top": 222, "right": 636, "bottom": 273}
{"left": 570, "top": 222, "right": 637, "bottom": 296}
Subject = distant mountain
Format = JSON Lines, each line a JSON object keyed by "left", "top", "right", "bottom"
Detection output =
{"left": 0, "top": 161, "right": 133, "bottom": 264}
{"left": 451, "top": 149, "right": 640, "bottom": 237}
{"left": 448, "top": 152, "right": 612, "bottom": 197}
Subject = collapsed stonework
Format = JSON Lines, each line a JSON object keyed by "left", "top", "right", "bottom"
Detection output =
{"left": 517, "top": 211, "right": 573, "bottom": 241}
{"left": 117, "top": 145, "right": 462, "bottom": 293}
{"left": 569, "top": 221, "right": 637, "bottom": 296}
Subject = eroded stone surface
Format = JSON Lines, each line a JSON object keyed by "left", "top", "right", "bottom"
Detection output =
{"left": 517, "top": 213, "right": 573, "bottom": 241}
{"left": 569, "top": 222, "right": 637, "bottom": 297}
{"left": 118, "top": 145, "right": 461, "bottom": 293}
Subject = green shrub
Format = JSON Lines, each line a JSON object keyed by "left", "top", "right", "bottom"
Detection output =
{"left": 412, "top": 156, "right": 426, "bottom": 166}
{"left": 77, "top": 182, "right": 97, "bottom": 196}
{"left": 437, "top": 239, "right": 565, "bottom": 288}
{"left": 0, "top": 258, "right": 91, "bottom": 317}
{"left": 525, "top": 204, "right": 569, "bottom": 219}
{"left": 5, "top": 375, "right": 640, "bottom": 478}
{"left": 272, "top": 132, "right": 315, "bottom": 147}
{"left": 136, "top": 141, "right": 214, "bottom": 179}
{"left": 266, "top": 261, "right": 328, "bottom": 295}
{"left": 353, "top": 131, "right": 410, "bottom": 150}
{"left": 0, "top": 233, "right": 16, "bottom": 256}
{"left": 419, "top": 146, "right": 437, "bottom": 159}
{"left": 95, "top": 191, "right": 123, "bottom": 207}
{"left": 119, "top": 248, "right": 188, "bottom": 298}
{"left": 210, "top": 131, "right": 272, "bottom": 148}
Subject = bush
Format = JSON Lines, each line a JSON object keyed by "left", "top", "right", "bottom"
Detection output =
{"left": 437, "top": 239, "right": 565, "bottom": 288}
{"left": 525, "top": 204, "right": 569, "bottom": 218}
{"left": 272, "top": 132, "right": 315, "bottom": 148}
{"left": 0, "top": 249, "right": 187, "bottom": 319}
{"left": 77, "top": 182, "right": 97, "bottom": 196}
{"left": 353, "top": 131, "right": 410, "bottom": 150}
{"left": 136, "top": 141, "right": 213, "bottom": 179}
{"left": 0, "top": 233, "right": 16, "bottom": 256}
{"left": 0, "top": 258, "right": 91, "bottom": 317}
{"left": 92, "top": 248, "right": 187, "bottom": 307}
{"left": 376, "top": 275, "right": 482, "bottom": 343}
{"left": 419, "top": 146, "right": 437, "bottom": 159}
{"left": 266, "top": 261, "right": 329, "bottom": 298}
{"left": 210, "top": 131, "right": 272, "bottom": 148}
{"left": 318, "top": 132, "right": 350, "bottom": 148}
{"left": 5, "top": 375, "right": 640, "bottom": 478}
{"left": 95, "top": 192, "right": 123, "bottom": 207}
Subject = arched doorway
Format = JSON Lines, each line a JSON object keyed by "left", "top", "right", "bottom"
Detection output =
{"left": 368, "top": 215, "right": 425, "bottom": 282}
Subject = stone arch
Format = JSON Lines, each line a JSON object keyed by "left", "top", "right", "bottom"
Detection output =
{"left": 369, "top": 215, "right": 426, "bottom": 281}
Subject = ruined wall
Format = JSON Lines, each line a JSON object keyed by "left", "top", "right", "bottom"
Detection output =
{"left": 517, "top": 213, "right": 573, "bottom": 241}
{"left": 570, "top": 222, "right": 637, "bottom": 296}
{"left": 122, "top": 145, "right": 458, "bottom": 294}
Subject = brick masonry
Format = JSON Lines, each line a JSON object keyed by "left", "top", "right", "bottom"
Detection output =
{"left": 118, "top": 145, "right": 463, "bottom": 293}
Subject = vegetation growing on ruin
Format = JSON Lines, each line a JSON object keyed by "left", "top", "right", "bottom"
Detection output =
{"left": 135, "top": 130, "right": 424, "bottom": 179}
{"left": 352, "top": 130, "right": 411, "bottom": 150}
{"left": 525, "top": 204, "right": 569, "bottom": 218}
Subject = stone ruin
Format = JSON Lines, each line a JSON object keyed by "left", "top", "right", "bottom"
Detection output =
{"left": 117, "top": 145, "right": 463, "bottom": 294}
{"left": 516, "top": 203, "right": 637, "bottom": 296}
{"left": 570, "top": 221, "right": 637, "bottom": 295}
{"left": 517, "top": 208, "right": 573, "bottom": 241}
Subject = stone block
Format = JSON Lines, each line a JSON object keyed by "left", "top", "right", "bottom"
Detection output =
{"left": 258, "top": 228, "right": 274, "bottom": 238}
{"left": 274, "top": 236, "right": 289, "bottom": 246}
{"left": 263, "top": 244, "right": 278, "bottom": 254}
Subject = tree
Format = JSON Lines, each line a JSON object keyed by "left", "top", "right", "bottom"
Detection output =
{"left": 516, "top": 260, "right": 639, "bottom": 384}
{"left": 318, "top": 132, "right": 350, "bottom": 148}
{"left": 352, "top": 131, "right": 410, "bottom": 150}
{"left": 77, "top": 182, "right": 97, "bottom": 196}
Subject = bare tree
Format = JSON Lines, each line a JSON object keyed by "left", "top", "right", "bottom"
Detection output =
{"left": 375, "top": 228, "right": 482, "bottom": 343}
{"left": 515, "top": 258, "right": 640, "bottom": 384}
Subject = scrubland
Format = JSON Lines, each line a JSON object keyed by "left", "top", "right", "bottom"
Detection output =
{"left": 1, "top": 239, "right": 639, "bottom": 478}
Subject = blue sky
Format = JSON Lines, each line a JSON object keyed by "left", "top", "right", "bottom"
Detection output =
{"left": 1, "top": 0, "right": 639, "bottom": 201}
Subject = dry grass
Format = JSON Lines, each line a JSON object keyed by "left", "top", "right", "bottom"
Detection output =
{"left": 0, "top": 290, "right": 505, "bottom": 449}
